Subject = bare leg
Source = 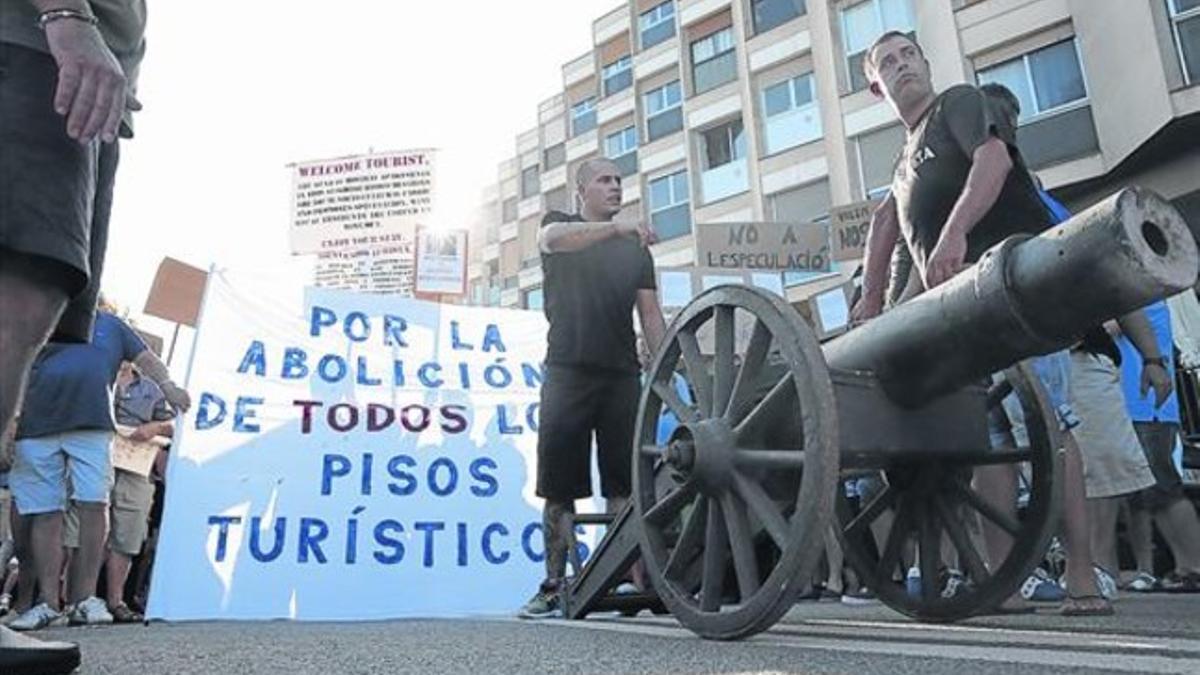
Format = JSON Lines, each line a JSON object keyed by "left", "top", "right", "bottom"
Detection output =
{"left": 975, "top": 464, "right": 1017, "bottom": 569}
{"left": 1125, "top": 501, "right": 1155, "bottom": 575}
{"left": 1061, "top": 435, "right": 1100, "bottom": 596}
{"left": 0, "top": 266, "right": 67, "bottom": 434}
{"left": 1154, "top": 498, "right": 1200, "bottom": 573}
{"left": 542, "top": 499, "right": 575, "bottom": 587}
{"left": 824, "top": 526, "right": 844, "bottom": 594}
{"left": 10, "top": 513, "right": 35, "bottom": 613}
{"left": 65, "top": 501, "right": 108, "bottom": 604}
{"left": 28, "top": 513, "right": 65, "bottom": 611}
{"left": 1088, "top": 495, "right": 1122, "bottom": 578}
{"left": 104, "top": 551, "right": 132, "bottom": 609}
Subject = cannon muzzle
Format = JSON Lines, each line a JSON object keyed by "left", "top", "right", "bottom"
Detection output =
{"left": 823, "top": 187, "right": 1199, "bottom": 407}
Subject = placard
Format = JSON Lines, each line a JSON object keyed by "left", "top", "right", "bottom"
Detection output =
{"left": 830, "top": 199, "right": 881, "bottom": 263}
{"left": 414, "top": 227, "right": 469, "bottom": 296}
{"left": 694, "top": 222, "right": 831, "bottom": 273}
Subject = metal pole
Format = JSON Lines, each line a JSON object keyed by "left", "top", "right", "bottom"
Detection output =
{"left": 165, "top": 322, "right": 181, "bottom": 366}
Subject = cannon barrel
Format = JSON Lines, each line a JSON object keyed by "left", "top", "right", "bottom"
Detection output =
{"left": 823, "top": 187, "right": 1199, "bottom": 408}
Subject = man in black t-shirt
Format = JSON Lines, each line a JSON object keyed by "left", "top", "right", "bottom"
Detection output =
{"left": 518, "top": 158, "right": 666, "bottom": 618}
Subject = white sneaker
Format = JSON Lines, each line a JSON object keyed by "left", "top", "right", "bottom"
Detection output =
{"left": 68, "top": 596, "right": 114, "bottom": 626}
{"left": 8, "top": 602, "right": 67, "bottom": 631}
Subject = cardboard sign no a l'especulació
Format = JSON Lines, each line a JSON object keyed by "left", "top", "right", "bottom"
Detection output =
{"left": 693, "top": 222, "right": 832, "bottom": 274}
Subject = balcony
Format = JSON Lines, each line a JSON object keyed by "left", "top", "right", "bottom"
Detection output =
{"left": 701, "top": 160, "right": 749, "bottom": 204}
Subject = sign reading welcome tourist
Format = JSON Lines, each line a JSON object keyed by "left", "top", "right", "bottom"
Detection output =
{"left": 148, "top": 269, "right": 590, "bottom": 621}
{"left": 694, "top": 221, "right": 832, "bottom": 273}
{"left": 289, "top": 148, "right": 436, "bottom": 255}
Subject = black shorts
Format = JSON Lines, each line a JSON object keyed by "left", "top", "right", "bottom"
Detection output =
{"left": 0, "top": 43, "right": 119, "bottom": 343}
{"left": 536, "top": 365, "right": 639, "bottom": 501}
{"left": 1130, "top": 421, "right": 1186, "bottom": 512}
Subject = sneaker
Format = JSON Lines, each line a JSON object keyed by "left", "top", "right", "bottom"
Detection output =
{"left": 905, "top": 566, "right": 922, "bottom": 598}
{"left": 841, "top": 587, "right": 879, "bottom": 606}
{"left": 1094, "top": 566, "right": 1119, "bottom": 601}
{"left": 941, "top": 569, "right": 968, "bottom": 599}
{"left": 517, "top": 589, "right": 561, "bottom": 619}
{"left": 67, "top": 596, "right": 113, "bottom": 626}
{"left": 7, "top": 603, "right": 66, "bottom": 631}
{"left": 613, "top": 582, "right": 639, "bottom": 596}
{"left": 1125, "top": 572, "right": 1159, "bottom": 593}
{"left": 1021, "top": 569, "right": 1067, "bottom": 602}
{"left": 1159, "top": 570, "right": 1200, "bottom": 593}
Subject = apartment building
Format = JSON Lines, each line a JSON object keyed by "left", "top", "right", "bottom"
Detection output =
{"left": 468, "top": 0, "right": 1200, "bottom": 310}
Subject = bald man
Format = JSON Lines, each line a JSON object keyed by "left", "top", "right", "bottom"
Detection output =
{"left": 518, "top": 158, "right": 666, "bottom": 618}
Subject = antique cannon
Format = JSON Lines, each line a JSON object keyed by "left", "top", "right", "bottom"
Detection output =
{"left": 560, "top": 187, "right": 1198, "bottom": 640}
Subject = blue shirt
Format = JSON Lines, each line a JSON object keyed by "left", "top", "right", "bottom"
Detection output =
{"left": 114, "top": 376, "right": 173, "bottom": 426}
{"left": 1117, "top": 300, "right": 1180, "bottom": 423}
{"left": 17, "top": 312, "right": 149, "bottom": 439}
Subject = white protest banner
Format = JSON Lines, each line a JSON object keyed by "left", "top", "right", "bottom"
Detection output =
{"left": 829, "top": 199, "right": 881, "bottom": 263}
{"left": 414, "top": 226, "right": 468, "bottom": 296}
{"left": 148, "top": 269, "right": 588, "bottom": 621}
{"left": 694, "top": 222, "right": 831, "bottom": 273}
{"left": 313, "top": 239, "right": 415, "bottom": 295}
{"left": 289, "top": 149, "right": 435, "bottom": 255}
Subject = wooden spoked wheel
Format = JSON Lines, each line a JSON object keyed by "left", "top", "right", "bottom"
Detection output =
{"left": 837, "top": 362, "right": 1062, "bottom": 621}
{"left": 633, "top": 285, "right": 839, "bottom": 640}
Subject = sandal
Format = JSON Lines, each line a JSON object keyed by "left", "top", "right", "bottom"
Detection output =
{"left": 109, "top": 602, "right": 144, "bottom": 624}
{"left": 1061, "top": 595, "right": 1113, "bottom": 616}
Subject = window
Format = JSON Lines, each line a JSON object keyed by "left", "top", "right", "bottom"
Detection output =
{"left": 520, "top": 166, "right": 540, "bottom": 199}
{"left": 768, "top": 179, "right": 831, "bottom": 223}
{"left": 648, "top": 170, "right": 691, "bottom": 241}
{"left": 853, "top": 123, "right": 905, "bottom": 199}
{"left": 603, "top": 55, "right": 633, "bottom": 97}
{"left": 543, "top": 143, "right": 565, "bottom": 170}
{"left": 701, "top": 119, "right": 746, "bottom": 169}
{"left": 691, "top": 27, "right": 737, "bottom": 94}
{"left": 841, "top": 0, "right": 915, "bottom": 92}
{"left": 544, "top": 186, "right": 569, "bottom": 213}
{"left": 752, "top": 0, "right": 805, "bottom": 35}
{"left": 501, "top": 197, "right": 518, "bottom": 223}
{"left": 605, "top": 126, "right": 639, "bottom": 176}
{"left": 977, "top": 39, "right": 1087, "bottom": 122}
{"left": 1168, "top": 0, "right": 1200, "bottom": 84}
{"left": 641, "top": 1, "right": 676, "bottom": 49}
{"left": 644, "top": 80, "right": 684, "bottom": 141}
{"left": 700, "top": 119, "right": 749, "bottom": 202}
{"left": 571, "top": 97, "right": 597, "bottom": 136}
{"left": 761, "top": 72, "right": 821, "bottom": 154}
{"left": 503, "top": 276, "right": 519, "bottom": 291}
{"left": 523, "top": 287, "right": 544, "bottom": 310}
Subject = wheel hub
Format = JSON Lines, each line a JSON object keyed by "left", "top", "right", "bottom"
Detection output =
{"left": 665, "top": 419, "right": 735, "bottom": 495}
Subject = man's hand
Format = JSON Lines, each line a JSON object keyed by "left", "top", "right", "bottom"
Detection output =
{"left": 42, "top": 17, "right": 127, "bottom": 144}
{"left": 923, "top": 229, "right": 968, "bottom": 288}
{"left": 616, "top": 221, "right": 657, "bottom": 248}
{"left": 128, "top": 424, "right": 156, "bottom": 443}
{"left": 162, "top": 383, "right": 192, "bottom": 413}
{"left": 1141, "top": 362, "right": 1174, "bottom": 408}
{"left": 850, "top": 292, "right": 883, "bottom": 326}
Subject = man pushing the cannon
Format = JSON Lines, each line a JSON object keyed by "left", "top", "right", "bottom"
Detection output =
{"left": 845, "top": 30, "right": 1157, "bottom": 616}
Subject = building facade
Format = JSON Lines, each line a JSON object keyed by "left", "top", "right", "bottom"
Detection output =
{"left": 468, "top": 0, "right": 1200, "bottom": 310}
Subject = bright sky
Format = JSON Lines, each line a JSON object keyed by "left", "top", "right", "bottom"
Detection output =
{"left": 104, "top": 0, "right": 622, "bottom": 362}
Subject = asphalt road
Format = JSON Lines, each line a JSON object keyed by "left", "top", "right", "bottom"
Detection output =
{"left": 32, "top": 593, "right": 1200, "bottom": 674}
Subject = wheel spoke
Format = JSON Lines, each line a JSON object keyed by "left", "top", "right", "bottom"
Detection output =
{"left": 875, "top": 496, "right": 914, "bottom": 581}
{"left": 725, "top": 319, "right": 771, "bottom": 422}
{"left": 986, "top": 379, "right": 1014, "bottom": 410}
{"left": 843, "top": 483, "right": 896, "bottom": 541}
{"left": 677, "top": 329, "right": 713, "bottom": 419}
{"left": 712, "top": 305, "right": 735, "bottom": 418}
{"left": 639, "top": 444, "right": 666, "bottom": 458}
{"left": 918, "top": 500, "right": 940, "bottom": 604}
{"left": 732, "top": 472, "right": 789, "bottom": 549}
{"left": 721, "top": 492, "right": 760, "bottom": 601}
{"left": 953, "top": 482, "right": 1021, "bottom": 537}
{"left": 733, "top": 372, "right": 794, "bottom": 441}
{"left": 700, "top": 498, "right": 727, "bottom": 612}
{"left": 652, "top": 381, "right": 699, "bottom": 425}
{"left": 665, "top": 496, "right": 707, "bottom": 580}
{"left": 935, "top": 493, "right": 990, "bottom": 585}
{"left": 733, "top": 448, "right": 805, "bottom": 470}
{"left": 644, "top": 482, "right": 698, "bottom": 526}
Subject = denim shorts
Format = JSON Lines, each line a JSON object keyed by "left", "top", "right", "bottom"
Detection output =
{"left": 0, "top": 42, "right": 120, "bottom": 342}
{"left": 989, "top": 350, "right": 1081, "bottom": 448}
{"left": 10, "top": 430, "right": 114, "bottom": 514}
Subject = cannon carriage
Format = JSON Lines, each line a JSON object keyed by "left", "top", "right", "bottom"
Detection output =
{"left": 558, "top": 187, "right": 1199, "bottom": 640}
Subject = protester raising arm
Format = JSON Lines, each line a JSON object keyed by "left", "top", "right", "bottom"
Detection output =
{"left": 539, "top": 219, "right": 655, "bottom": 253}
